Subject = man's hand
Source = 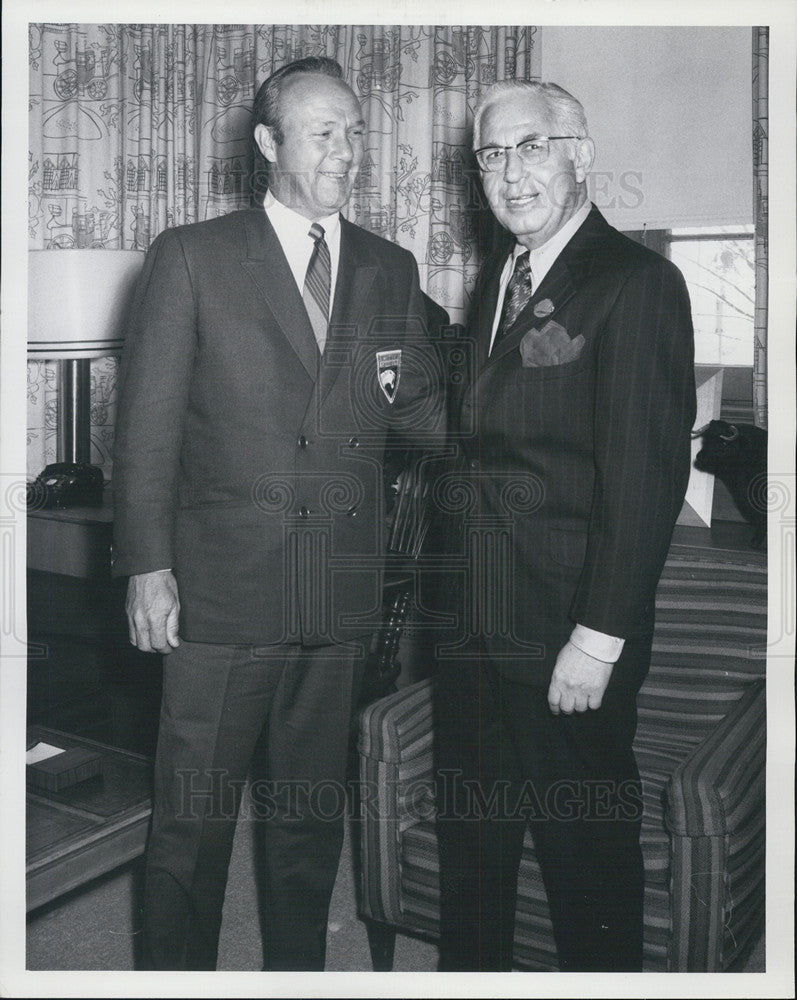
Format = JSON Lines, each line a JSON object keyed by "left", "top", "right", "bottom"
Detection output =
{"left": 126, "top": 570, "right": 180, "bottom": 654}
{"left": 547, "top": 640, "right": 614, "bottom": 715}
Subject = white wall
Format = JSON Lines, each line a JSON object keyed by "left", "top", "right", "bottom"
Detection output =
{"left": 541, "top": 26, "right": 753, "bottom": 230}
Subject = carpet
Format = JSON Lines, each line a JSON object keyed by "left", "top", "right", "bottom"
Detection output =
{"left": 25, "top": 787, "right": 438, "bottom": 972}
{"left": 26, "top": 785, "right": 763, "bottom": 974}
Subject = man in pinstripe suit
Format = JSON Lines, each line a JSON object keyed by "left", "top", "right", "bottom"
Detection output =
{"left": 434, "top": 79, "right": 696, "bottom": 971}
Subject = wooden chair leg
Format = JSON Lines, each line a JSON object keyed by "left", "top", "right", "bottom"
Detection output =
{"left": 365, "top": 917, "right": 397, "bottom": 971}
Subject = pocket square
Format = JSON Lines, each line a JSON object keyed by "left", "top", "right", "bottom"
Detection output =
{"left": 519, "top": 320, "right": 586, "bottom": 367}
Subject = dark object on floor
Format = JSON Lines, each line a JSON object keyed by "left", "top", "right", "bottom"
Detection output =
{"left": 27, "top": 462, "right": 105, "bottom": 509}
{"left": 693, "top": 420, "right": 767, "bottom": 547}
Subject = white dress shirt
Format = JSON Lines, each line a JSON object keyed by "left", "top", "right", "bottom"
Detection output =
{"left": 489, "top": 198, "right": 592, "bottom": 356}
{"left": 263, "top": 190, "right": 342, "bottom": 314}
{"left": 488, "top": 199, "right": 625, "bottom": 665}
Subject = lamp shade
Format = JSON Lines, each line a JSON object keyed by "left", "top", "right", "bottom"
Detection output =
{"left": 28, "top": 248, "right": 145, "bottom": 360}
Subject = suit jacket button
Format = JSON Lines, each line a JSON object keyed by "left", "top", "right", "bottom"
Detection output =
{"left": 298, "top": 435, "right": 308, "bottom": 449}
{"left": 299, "top": 506, "right": 310, "bottom": 519}
{"left": 348, "top": 436, "right": 359, "bottom": 448}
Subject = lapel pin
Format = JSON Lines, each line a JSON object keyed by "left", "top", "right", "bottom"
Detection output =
{"left": 533, "top": 298, "right": 555, "bottom": 318}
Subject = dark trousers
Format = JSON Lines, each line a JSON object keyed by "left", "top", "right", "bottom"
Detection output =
{"left": 435, "top": 647, "right": 648, "bottom": 972}
{"left": 142, "top": 638, "right": 361, "bottom": 970}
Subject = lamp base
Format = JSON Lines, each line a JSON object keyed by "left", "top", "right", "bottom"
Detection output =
{"left": 28, "top": 462, "right": 105, "bottom": 510}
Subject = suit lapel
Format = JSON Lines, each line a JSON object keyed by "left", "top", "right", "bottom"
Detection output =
{"left": 240, "top": 210, "right": 320, "bottom": 381}
{"left": 486, "top": 258, "right": 579, "bottom": 367}
{"left": 474, "top": 250, "right": 506, "bottom": 372}
{"left": 482, "top": 205, "right": 613, "bottom": 370}
{"left": 329, "top": 217, "right": 377, "bottom": 329}
{"left": 318, "top": 217, "right": 377, "bottom": 404}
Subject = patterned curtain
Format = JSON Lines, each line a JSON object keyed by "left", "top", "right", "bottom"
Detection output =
{"left": 752, "top": 27, "right": 768, "bottom": 429}
{"left": 27, "top": 23, "right": 539, "bottom": 478}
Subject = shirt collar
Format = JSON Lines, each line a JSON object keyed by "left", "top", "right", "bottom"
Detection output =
{"left": 511, "top": 198, "right": 593, "bottom": 273}
{"left": 263, "top": 190, "right": 341, "bottom": 243}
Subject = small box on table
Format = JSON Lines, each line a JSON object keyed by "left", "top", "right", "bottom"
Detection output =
{"left": 27, "top": 746, "right": 103, "bottom": 792}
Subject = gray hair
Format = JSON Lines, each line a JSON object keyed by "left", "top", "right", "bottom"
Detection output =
{"left": 473, "top": 80, "right": 588, "bottom": 149}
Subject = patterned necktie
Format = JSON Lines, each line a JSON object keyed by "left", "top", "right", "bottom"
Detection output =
{"left": 303, "top": 222, "right": 331, "bottom": 353}
{"left": 495, "top": 250, "right": 532, "bottom": 347}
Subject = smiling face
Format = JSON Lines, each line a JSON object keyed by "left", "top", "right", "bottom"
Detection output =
{"left": 255, "top": 73, "right": 365, "bottom": 220}
{"left": 478, "top": 90, "right": 594, "bottom": 250}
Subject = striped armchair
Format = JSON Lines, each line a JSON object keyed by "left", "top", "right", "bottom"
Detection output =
{"left": 357, "top": 542, "right": 767, "bottom": 972}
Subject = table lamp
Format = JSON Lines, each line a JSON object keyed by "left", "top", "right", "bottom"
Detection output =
{"left": 28, "top": 248, "right": 145, "bottom": 508}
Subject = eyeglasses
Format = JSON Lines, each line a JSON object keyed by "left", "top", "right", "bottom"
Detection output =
{"left": 474, "top": 135, "right": 583, "bottom": 172}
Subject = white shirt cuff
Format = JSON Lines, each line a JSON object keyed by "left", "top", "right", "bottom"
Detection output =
{"left": 569, "top": 624, "right": 625, "bottom": 663}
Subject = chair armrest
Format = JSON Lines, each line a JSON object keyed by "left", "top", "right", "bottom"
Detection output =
{"left": 664, "top": 679, "right": 765, "bottom": 971}
{"left": 665, "top": 679, "right": 765, "bottom": 839}
{"left": 358, "top": 678, "right": 436, "bottom": 832}
{"left": 357, "top": 679, "right": 436, "bottom": 924}
{"left": 358, "top": 678, "right": 435, "bottom": 764}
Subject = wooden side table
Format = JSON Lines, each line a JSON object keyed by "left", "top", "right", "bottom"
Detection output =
{"left": 27, "top": 493, "right": 162, "bottom": 754}
{"left": 26, "top": 726, "right": 153, "bottom": 913}
{"left": 27, "top": 494, "right": 114, "bottom": 579}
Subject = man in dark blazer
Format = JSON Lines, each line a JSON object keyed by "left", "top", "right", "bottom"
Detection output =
{"left": 434, "top": 79, "right": 696, "bottom": 971}
{"left": 113, "top": 56, "right": 443, "bottom": 970}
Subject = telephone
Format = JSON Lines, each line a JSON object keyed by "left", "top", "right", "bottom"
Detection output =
{"left": 27, "top": 462, "right": 105, "bottom": 509}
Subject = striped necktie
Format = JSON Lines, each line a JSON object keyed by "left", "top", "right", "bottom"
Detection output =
{"left": 303, "top": 222, "right": 331, "bottom": 353}
{"left": 494, "top": 250, "right": 532, "bottom": 348}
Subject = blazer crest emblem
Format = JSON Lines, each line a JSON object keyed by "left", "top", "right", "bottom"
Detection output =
{"left": 376, "top": 349, "right": 401, "bottom": 403}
